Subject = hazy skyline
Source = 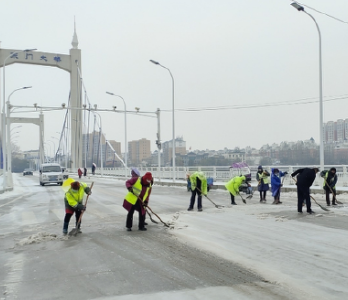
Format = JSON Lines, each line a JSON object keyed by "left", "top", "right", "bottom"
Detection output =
{"left": 1, "top": 0, "right": 348, "bottom": 155}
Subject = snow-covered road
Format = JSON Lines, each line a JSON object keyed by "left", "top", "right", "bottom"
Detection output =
{"left": 0, "top": 173, "right": 347, "bottom": 299}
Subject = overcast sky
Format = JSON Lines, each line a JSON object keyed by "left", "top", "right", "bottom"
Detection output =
{"left": 1, "top": 0, "right": 348, "bottom": 155}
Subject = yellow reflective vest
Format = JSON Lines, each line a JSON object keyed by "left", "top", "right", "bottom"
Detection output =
{"left": 125, "top": 178, "right": 151, "bottom": 205}
{"left": 257, "top": 172, "right": 269, "bottom": 184}
{"left": 323, "top": 171, "right": 336, "bottom": 189}
{"left": 65, "top": 182, "right": 88, "bottom": 208}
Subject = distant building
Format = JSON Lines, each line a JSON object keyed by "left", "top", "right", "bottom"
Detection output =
{"left": 104, "top": 140, "right": 122, "bottom": 166}
{"left": 23, "top": 150, "right": 40, "bottom": 159}
{"left": 162, "top": 137, "right": 186, "bottom": 166}
{"left": 323, "top": 119, "right": 348, "bottom": 143}
{"left": 82, "top": 132, "right": 121, "bottom": 166}
{"left": 128, "top": 138, "right": 151, "bottom": 165}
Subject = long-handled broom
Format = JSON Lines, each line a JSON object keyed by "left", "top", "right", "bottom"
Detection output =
{"left": 196, "top": 187, "right": 224, "bottom": 208}
{"left": 323, "top": 177, "right": 343, "bottom": 205}
{"left": 132, "top": 193, "right": 168, "bottom": 227}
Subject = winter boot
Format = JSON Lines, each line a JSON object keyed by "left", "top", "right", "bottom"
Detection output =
{"left": 63, "top": 222, "right": 69, "bottom": 235}
{"left": 231, "top": 201, "right": 237, "bottom": 205}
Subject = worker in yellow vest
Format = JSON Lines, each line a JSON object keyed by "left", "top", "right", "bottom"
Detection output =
{"left": 63, "top": 180, "right": 92, "bottom": 235}
{"left": 225, "top": 175, "right": 249, "bottom": 205}
{"left": 188, "top": 171, "right": 207, "bottom": 211}
{"left": 320, "top": 168, "right": 337, "bottom": 206}
{"left": 123, "top": 172, "right": 153, "bottom": 231}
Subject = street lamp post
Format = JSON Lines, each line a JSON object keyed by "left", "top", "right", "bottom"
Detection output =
{"left": 106, "top": 92, "right": 128, "bottom": 178}
{"left": 291, "top": 2, "right": 324, "bottom": 170}
{"left": 51, "top": 136, "right": 60, "bottom": 163}
{"left": 44, "top": 142, "right": 51, "bottom": 163}
{"left": 47, "top": 140, "right": 56, "bottom": 162}
{"left": 91, "top": 109, "right": 103, "bottom": 177}
{"left": 5, "top": 86, "right": 32, "bottom": 189}
{"left": 150, "top": 59, "right": 176, "bottom": 182}
{"left": 2, "top": 49, "right": 36, "bottom": 190}
{"left": 130, "top": 108, "right": 161, "bottom": 181}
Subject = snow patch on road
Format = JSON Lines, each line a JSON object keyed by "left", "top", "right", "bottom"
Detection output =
{"left": 17, "top": 232, "right": 61, "bottom": 245}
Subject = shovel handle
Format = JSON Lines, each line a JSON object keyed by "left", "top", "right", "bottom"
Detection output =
{"left": 76, "top": 182, "right": 94, "bottom": 226}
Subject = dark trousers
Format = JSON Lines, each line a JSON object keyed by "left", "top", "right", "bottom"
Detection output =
{"left": 64, "top": 210, "right": 82, "bottom": 228}
{"left": 259, "top": 191, "right": 266, "bottom": 200}
{"left": 189, "top": 189, "right": 202, "bottom": 209}
{"left": 297, "top": 186, "right": 311, "bottom": 212}
{"left": 273, "top": 189, "right": 280, "bottom": 200}
{"left": 230, "top": 193, "right": 236, "bottom": 204}
{"left": 325, "top": 188, "right": 336, "bottom": 205}
{"left": 126, "top": 200, "right": 145, "bottom": 229}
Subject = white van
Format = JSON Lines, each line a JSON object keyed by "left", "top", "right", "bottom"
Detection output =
{"left": 39, "top": 163, "right": 64, "bottom": 186}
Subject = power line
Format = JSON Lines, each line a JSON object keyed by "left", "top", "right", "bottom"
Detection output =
{"left": 161, "top": 94, "right": 348, "bottom": 112}
{"left": 290, "top": 1, "right": 348, "bottom": 25}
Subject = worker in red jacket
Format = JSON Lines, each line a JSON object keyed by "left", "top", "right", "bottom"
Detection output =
{"left": 123, "top": 172, "right": 153, "bottom": 231}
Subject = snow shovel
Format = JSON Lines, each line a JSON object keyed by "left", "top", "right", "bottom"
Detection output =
{"left": 196, "top": 187, "right": 224, "bottom": 208}
{"left": 238, "top": 193, "right": 247, "bottom": 204}
{"left": 323, "top": 178, "right": 343, "bottom": 205}
{"left": 291, "top": 177, "right": 329, "bottom": 212}
{"left": 69, "top": 182, "right": 94, "bottom": 236}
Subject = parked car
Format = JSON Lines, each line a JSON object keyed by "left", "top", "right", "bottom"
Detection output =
{"left": 23, "top": 169, "right": 34, "bottom": 176}
{"left": 39, "top": 163, "right": 64, "bottom": 186}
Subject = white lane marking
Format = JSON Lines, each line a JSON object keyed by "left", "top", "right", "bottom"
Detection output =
{"left": 0, "top": 194, "right": 28, "bottom": 208}
{"left": 52, "top": 209, "right": 64, "bottom": 221}
{"left": 3, "top": 253, "right": 24, "bottom": 298}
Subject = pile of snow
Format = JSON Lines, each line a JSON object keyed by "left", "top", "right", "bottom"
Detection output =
{"left": 17, "top": 232, "right": 58, "bottom": 246}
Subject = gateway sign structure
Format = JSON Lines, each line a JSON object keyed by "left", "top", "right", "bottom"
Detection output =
{"left": 0, "top": 28, "right": 83, "bottom": 180}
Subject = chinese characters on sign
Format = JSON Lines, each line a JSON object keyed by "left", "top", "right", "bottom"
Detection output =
{"left": 8, "top": 52, "right": 62, "bottom": 64}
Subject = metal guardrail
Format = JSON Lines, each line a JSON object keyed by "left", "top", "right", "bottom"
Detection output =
{"left": 90, "top": 165, "right": 348, "bottom": 187}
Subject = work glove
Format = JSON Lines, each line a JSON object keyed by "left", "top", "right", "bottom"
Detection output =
{"left": 76, "top": 204, "right": 86, "bottom": 211}
{"left": 283, "top": 172, "right": 288, "bottom": 175}
{"left": 143, "top": 201, "right": 148, "bottom": 207}
{"left": 85, "top": 187, "right": 92, "bottom": 195}
{"left": 320, "top": 171, "right": 326, "bottom": 177}
{"left": 128, "top": 187, "right": 133, "bottom": 193}
{"left": 291, "top": 173, "right": 295, "bottom": 178}
{"left": 280, "top": 184, "right": 283, "bottom": 187}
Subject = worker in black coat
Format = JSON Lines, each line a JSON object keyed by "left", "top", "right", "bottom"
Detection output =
{"left": 291, "top": 167, "right": 319, "bottom": 214}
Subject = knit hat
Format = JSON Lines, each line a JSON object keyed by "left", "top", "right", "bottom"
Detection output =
{"left": 258, "top": 165, "right": 263, "bottom": 170}
{"left": 142, "top": 172, "right": 153, "bottom": 184}
{"left": 131, "top": 167, "right": 140, "bottom": 177}
{"left": 71, "top": 181, "right": 80, "bottom": 190}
